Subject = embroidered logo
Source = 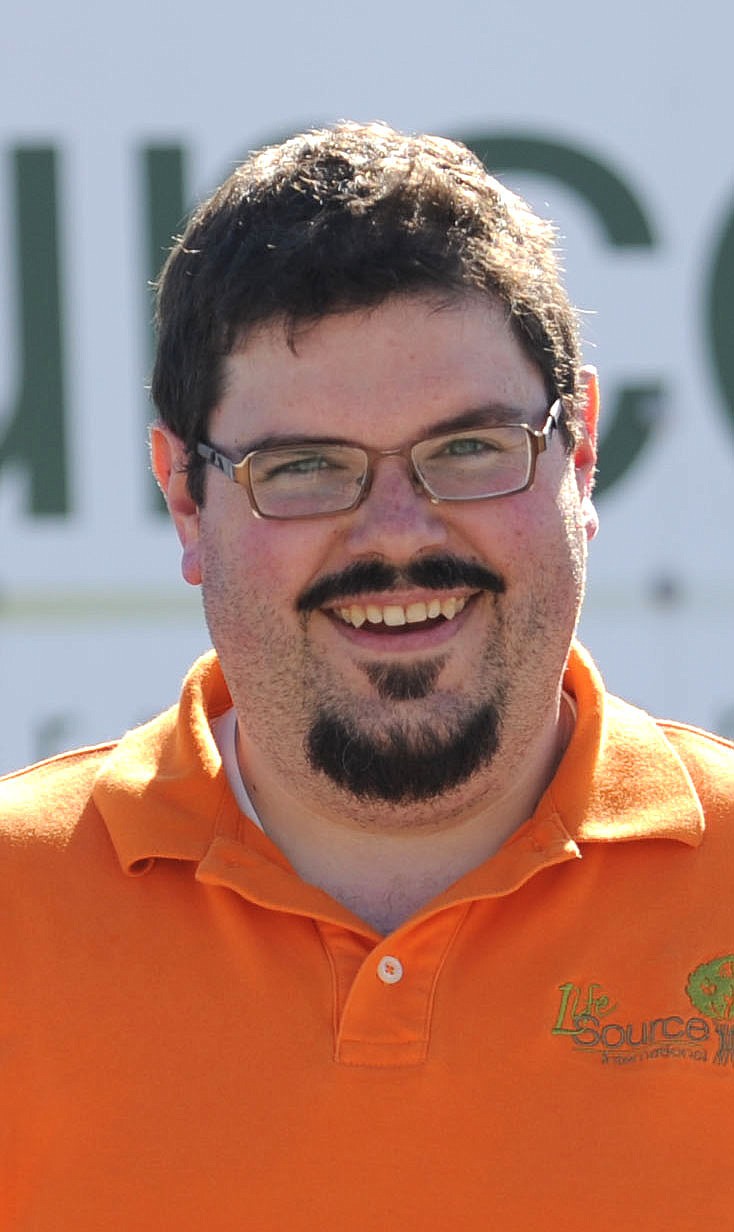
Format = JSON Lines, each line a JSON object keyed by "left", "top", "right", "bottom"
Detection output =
{"left": 686, "top": 956, "right": 734, "bottom": 1066}
{"left": 551, "top": 956, "right": 734, "bottom": 1067}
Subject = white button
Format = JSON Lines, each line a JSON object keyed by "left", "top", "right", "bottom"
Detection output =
{"left": 377, "top": 955, "right": 404, "bottom": 985}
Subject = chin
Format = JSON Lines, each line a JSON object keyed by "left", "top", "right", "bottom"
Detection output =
{"left": 306, "top": 700, "right": 501, "bottom": 805}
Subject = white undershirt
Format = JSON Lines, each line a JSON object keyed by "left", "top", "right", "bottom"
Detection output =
{"left": 210, "top": 708, "right": 264, "bottom": 831}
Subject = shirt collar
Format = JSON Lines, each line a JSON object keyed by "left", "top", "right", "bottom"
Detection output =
{"left": 94, "top": 644, "right": 704, "bottom": 896}
{"left": 94, "top": 652, "right": 241, "bottom": 874}
{"left": 551, "top": 643, "right": 704, "bottom": 847}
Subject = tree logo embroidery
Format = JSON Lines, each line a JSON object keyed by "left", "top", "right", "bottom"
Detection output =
{"left": 686, "top": 956, "right": 734, "bottom": 1066}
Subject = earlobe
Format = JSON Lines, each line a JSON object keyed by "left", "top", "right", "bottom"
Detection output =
{"left": 574, "top": 367, "right": 600, "bottom": 542}
{"left": 580, "top": 493, "right": 599, "bottom": 542}
{"left": 149, "top": 424, "right": 203, "bottom": 586}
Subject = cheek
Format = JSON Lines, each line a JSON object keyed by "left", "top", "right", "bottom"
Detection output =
{"left": 248, "top": 527, "right": 330, "bottom": 607}
{"left": 200, "top": 509, "right": 327, "bottom": 618}
{"left": 459, "top": 500, "right": 541, "bottom": 574}
{"left": 472, "top": 485, "right": 585, "bottom": 591}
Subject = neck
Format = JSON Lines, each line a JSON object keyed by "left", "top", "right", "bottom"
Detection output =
{"left": 233, "top": 695, "right": 573, "bottom": 934}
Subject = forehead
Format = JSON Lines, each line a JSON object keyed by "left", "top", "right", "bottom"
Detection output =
{"left": 211, "top": 294, "right": 548, "bottom": 447}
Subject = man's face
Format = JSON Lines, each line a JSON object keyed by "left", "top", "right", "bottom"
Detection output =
{"left": 167, "top": 294, "right": 597, "bottom": 814}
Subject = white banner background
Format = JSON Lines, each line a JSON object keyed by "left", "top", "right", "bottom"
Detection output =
{"left": 1, "top": 0, "right": 733, "bottom": 773}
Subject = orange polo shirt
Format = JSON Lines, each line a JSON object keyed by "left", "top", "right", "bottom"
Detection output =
{"left": 1, "top": 644, "right": 733, "bottom": 1230}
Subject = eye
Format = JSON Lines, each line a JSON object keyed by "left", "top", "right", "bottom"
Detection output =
{"left": 260, "top": 451, "right": 339, "bottom": 481}
{"left": 254, "top": 446, "right": 361, "bottom": 487}
{"left": 269, "top": 453, "right": 331, "bottom": 477}
{"left": 441, "top": 435, "right": 499, "bottom": 457}
{"left": 425, "top": 430, "right": 508, "bottom": 462}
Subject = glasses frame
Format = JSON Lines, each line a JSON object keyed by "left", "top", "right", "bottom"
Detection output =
{"left": 195, "top": 398, "right": 563, "bottom": 520}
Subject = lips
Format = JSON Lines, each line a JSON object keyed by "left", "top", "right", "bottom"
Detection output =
{"left": 334, "top": 595, "right": 469, "bottom": 629}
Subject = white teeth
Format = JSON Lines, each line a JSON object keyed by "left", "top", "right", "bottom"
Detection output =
{"left": 334, "top": 594, "right": 470, "bottom": 628}
{"left": 406, "top": 602, "right": 428, "bottom": 623}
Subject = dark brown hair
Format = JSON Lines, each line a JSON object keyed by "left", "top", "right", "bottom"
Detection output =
{"left": 152, "top": 121, "right": 582, "bottom": 503}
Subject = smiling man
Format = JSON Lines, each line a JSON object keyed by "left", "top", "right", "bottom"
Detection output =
{"left": 153, "top": 289, "right": 596, "bottom": 930}
{"left": 2, "top": 123, "right": 733, "bottom": 1229}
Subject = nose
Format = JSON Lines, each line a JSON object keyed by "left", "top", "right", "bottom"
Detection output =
{"left": 344, "top": 455, "right": 450, "bottom": 561}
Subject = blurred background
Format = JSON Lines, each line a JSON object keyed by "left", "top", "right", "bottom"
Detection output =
{"left": 2, "top": 0, "right": 733, "bottom": 774}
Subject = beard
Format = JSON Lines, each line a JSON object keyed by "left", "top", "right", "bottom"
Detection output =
{"left": 298, "top": 555, "right": 505, "bottom": 802}
{"left": 305, "top": 695, "right": 502, "bottom": 804}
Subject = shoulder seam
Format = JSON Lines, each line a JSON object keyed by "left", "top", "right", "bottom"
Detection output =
{"left": 0, "top": 741, "right": 119, "bottom": 785}
{"left": 657, "top": 719, "right": 734, "bottom": 753}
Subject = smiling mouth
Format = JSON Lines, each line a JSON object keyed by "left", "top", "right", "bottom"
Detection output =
{"left": 332, "top": 594, "right": 471, "bottom": 630}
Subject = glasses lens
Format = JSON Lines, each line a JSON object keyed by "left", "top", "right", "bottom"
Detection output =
{"left": 249, "top": 444, "right": 368, "bottom": 517}
{"left": 413, "top": 426, "right": 531, "bottom": 499}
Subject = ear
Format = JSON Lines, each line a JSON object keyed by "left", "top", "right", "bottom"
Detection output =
{"left": 573, "top": 366, "right": 600, "bottom": 542}
{"left": 149, "top": 424, "right": 203, "bottom": 586}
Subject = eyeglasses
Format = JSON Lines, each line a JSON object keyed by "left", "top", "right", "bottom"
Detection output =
{"left": 196, "top": 399, "right": 562, "bottom": 520}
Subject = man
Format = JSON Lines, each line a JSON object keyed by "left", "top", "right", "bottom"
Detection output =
{"left": 2, "top": 122, "right": 732, "bottom": 1229}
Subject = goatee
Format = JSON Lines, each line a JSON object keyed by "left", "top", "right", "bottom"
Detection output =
{"left": 306, "top": 703, "right": 501, "bottom": 804}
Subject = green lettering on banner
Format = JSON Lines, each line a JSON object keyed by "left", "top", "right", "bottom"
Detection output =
{"left": 460, "top": 134, "right": 663, "bottom": 496}
{"left": 463, "top": 135, "right": 655, "bottom": 245}
{"left": 0, "top": 147, "right": 69, "bottom": 514}
{"left": 706, "top": 200, "right": 734, "bottom": 440}
{"left": 142, "top": 145, "right": 188, "bottom": 510}
{"left": 144, "top": 145, "right": 187, "bottom": 300}
{"left": 591, "top": 384, "right": 663, "bottom": 497}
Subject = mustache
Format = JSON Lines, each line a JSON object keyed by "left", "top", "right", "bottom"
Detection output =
{"left": 297, "top": 555, "right": 506, "bottom": 612}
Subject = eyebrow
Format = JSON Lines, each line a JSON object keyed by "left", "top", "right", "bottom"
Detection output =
{"left": 426, "top": 403, "right": 539, "bottom": 435}
{"left": 227, "top": 403, "right": 540, "bottom": 456}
